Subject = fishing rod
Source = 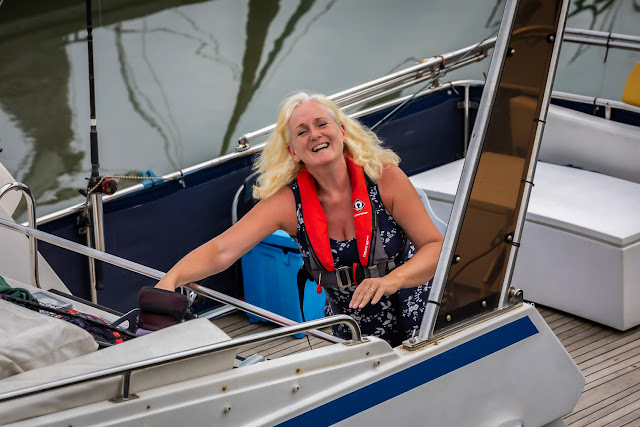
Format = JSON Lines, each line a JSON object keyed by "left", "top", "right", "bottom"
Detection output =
{"left": 82, "top": 0, "right": 117, "bottom": 303}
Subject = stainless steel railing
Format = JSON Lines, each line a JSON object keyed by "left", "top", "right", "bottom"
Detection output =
{"left": 0, "top": 182, "right": 40, "bottom": 289}
{"left": 0, "top": 212, "right": 341, "bottom": 344}
{"left": 0, "top": 314, "right": 361, "bottom": 403}
{"left": 0, "top": 188, "right": 366, "bottom": 401}
{"left": 31, "top": 27, "right": 640, "bottom": 228}
{"left": 564, "top": 28, "right": 640, "bottom": 52}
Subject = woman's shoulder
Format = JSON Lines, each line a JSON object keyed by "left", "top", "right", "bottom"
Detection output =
{"left": 378, "top": 163, "right": 408, "bottom": 189}
{"left": 260, "top": 186, "right": 298, "bottom": 234}
{"left": 377, "top": 163, "right": 412, "bottom": 212}
{"left": 266, "top": 185, "right": 296, "bottom": 206}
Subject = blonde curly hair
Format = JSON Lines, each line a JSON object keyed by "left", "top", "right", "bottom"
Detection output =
{"left": 252, "top": 92, "right": 400, "bottom": 200}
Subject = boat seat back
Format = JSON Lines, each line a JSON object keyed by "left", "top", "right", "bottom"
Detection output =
{"left": 416, "top": 187, "right": 447, "bottom": 236}
{"left": 0, "top": 317, "right": 235, "bottom": 424}
{"left": 232, "top": 171, "right": 260, "bottom": 224}
{"left": 538, "top": 104, "right": 640, "bottom": 184}
{"left": 622, "top": 61, "right": 640, "bottom": 108}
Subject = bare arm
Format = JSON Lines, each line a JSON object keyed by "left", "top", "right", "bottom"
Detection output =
{"left": 156, "top": 187, "right": 297, "bottom": 291}
{"left": 350, "top": 164, "right": 443, "bottom": 308}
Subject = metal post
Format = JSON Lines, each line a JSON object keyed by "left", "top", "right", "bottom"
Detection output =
{"left": 85, "top": 227, "right": 98, "bottom": 303}
{"left": 463, "top": 84, "right": 470, "bottom": 156}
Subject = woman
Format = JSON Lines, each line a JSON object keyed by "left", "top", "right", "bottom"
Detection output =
{"left": 156, "top": 92, "right": 443, "bottom": 346}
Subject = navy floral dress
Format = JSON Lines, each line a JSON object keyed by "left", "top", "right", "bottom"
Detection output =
{"left": 289, "top": 181, "right": 431, "bottom": 347}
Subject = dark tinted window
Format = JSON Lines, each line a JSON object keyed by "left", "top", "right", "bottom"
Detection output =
{"left": 434, "top": 0, "right": 564, "bottom": 332}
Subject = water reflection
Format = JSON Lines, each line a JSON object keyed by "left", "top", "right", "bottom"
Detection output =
{"left": 0, "top": 0, "right": 638, "bottom": 222}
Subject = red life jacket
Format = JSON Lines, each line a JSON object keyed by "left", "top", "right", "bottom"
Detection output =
{"left": 296, "top": 157, "right": 404, "bottom": 291}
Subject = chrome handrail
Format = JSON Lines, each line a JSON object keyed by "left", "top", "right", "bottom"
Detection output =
{"left": 0, "top": 182, "right": 40, "bottom": 288}
{"left": 236, "top": 27, "right": 640, "bottom": 148}
{"left": 0, "top": 314, "right": 362, "bottom": 403}
{"left": 0, "top": 211, "right": 340, "bottom": 344}
{"left": 30, "top": 26, "right": 640, "bottom": 228}
{"left": 564, "top": 28, "right": 640, "bottom": 52}
{"left": 236, "top": 38, "right": 495, "bottom": 148}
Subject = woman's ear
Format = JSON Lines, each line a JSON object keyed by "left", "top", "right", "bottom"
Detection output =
{"left": 287, "top": 145, "right": 300, "bottom": 162}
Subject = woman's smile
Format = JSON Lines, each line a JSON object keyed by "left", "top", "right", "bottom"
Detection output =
{"left": 311, "top": 142, "right": 329, "bottom": 152}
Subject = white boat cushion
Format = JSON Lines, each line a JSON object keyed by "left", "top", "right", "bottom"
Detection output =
{"left": 409, "top": 154, "right": 640, "bottom": 246}
{"left": 0, "top": 299, "right": 98, "bottom": 379}
{"left": 0, "top": 317, "right": 235, "bottom": 424}
{"left": 540, "top": 104, "right": 640, "bottom": 184}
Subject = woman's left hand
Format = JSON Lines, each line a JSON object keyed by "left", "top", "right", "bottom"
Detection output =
{"left": 349, "top": 276, "right": 400, "bottom": 309}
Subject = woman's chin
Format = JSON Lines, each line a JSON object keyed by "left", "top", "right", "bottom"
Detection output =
{"left": 305, "top": 150, "right": 340, "bottom": 167}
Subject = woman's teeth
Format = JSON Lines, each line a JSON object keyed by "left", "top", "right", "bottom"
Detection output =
{"left": 312, "top": 143, "right": 329, "bottom": 152}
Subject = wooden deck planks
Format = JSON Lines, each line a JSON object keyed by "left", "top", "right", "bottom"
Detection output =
{"left": 530, "top": 304, "right": 640, "bottom": 427}
{"left": 213, "top": 311, "right": 335, "bottom": 359}
{"left": 212, "top": 306, "right": 640, "bottom": 426}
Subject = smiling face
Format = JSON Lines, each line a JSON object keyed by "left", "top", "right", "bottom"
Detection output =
{"left": 287, "top": 100, "right": 346, "bottom": 168}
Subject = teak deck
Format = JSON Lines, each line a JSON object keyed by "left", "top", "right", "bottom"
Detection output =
{"left": 212, "top": 304, "right": 640, "bottom": 427}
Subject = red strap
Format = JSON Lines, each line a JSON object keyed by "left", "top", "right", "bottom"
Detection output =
{"left": 346, "top": 157, "right": 373, "bottom": 267}
{"left": 297, "top": 157, "right": 373, "bottom": 272}
{"left": 298, "top": 168, "right": 334, "bottom": 271}
{"left": 352, "top": 262, "right": 359, "bottom": 286}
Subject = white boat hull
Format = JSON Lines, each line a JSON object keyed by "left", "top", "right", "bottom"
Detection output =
{"left": 5, "top": 304, "right": 583, "bottom": 426}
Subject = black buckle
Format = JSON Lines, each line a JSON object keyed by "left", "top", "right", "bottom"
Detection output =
{"left": 353, "top": 265, "right": 366, "bottom": 284}
{"left": 335, "top": 266, "right": 353, "bottom": 288}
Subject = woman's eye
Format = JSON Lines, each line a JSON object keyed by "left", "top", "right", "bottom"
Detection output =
{"left": 318, "top": 122, "right": 327, "bottom": 127}
{"left": 297, "top": 129, "right": 307, "bottom": 136}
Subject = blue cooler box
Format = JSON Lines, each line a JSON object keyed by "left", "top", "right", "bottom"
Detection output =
{"left": 241, "top": 230, "right": 326, "bottom": 337}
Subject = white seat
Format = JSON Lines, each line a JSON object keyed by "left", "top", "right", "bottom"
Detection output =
{"left": 0, "top": 317, "right": 235, "bottom": 424}
{"left": 410, "top": 155, "right": 640, "bottom": 330}
{"left": 539, "top": 104, "right": 640, "bottom": 184}
{"left": 0, "top": 300, "right": 98, "bottom": 380}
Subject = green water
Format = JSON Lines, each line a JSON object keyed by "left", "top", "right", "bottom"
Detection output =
{"left": 0, "top": 0, "right": 638, "bottom": 221}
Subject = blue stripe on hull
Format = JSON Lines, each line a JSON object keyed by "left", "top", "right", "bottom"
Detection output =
{"left": 278, "top": 315, "right": 539, "bottom": 426}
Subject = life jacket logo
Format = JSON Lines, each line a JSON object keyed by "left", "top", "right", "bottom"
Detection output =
{"left": 353, "top": 198, "right": 365, "bottom": 212}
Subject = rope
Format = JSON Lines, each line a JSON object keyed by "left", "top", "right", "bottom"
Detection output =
{"left": 604, "top": 32, "right": 612, "bottom": 63}
{"left": 0, "top": 293, "right": 136, "bottom": 339}
{"left": 432, "top": 54, "right": 446, "bottom": 69}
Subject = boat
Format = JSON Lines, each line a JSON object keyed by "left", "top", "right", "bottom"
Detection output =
{"left": 0, "top": 0, "right": 639, "bottom": 423}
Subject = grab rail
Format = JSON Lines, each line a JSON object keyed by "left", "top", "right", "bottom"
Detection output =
{"left": 235, "top": 39, "right": 494, "bottom": 149}
{"left": 0, "top": 206, "right": 340, "bottom": 344}
{"left": 0, "top": 314, "right": 362, "bottom": 403}
{"left": 564, "top": 28, "right": 640, "bottom": 52}
{"left": 0, "top": 182, "right": 40, "bottom": 289}
{"left": 235, "top": 27, "right": 640, "bottom": 149}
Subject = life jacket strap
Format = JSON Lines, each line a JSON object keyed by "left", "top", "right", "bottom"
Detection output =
{"left": 308, "top": 261, "right": 394, "bottom": 289}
